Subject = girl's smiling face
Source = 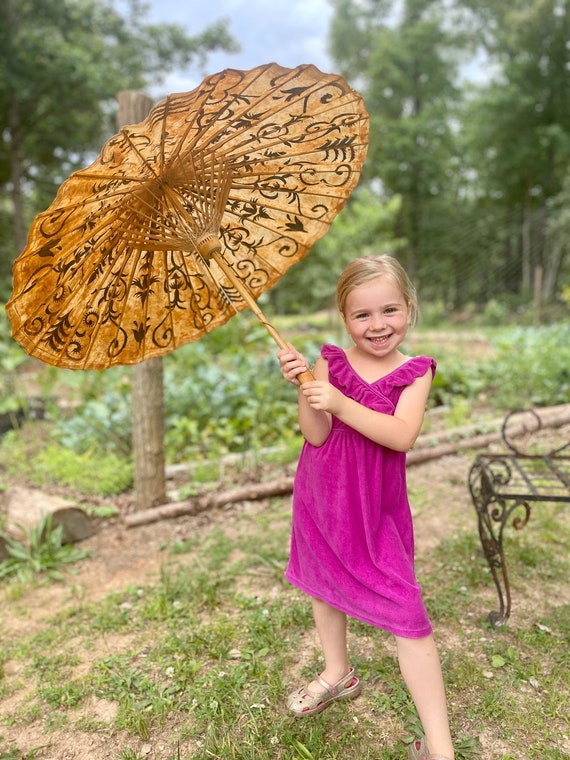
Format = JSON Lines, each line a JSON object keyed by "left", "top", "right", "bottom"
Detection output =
{"left": 341, "top": 275, "right": 412, "bottom": 358}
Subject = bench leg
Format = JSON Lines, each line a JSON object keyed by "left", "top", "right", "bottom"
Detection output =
{"left": 468, "top": 462, "right": 531, "bottom": 626}
{"left": 475, "top": 495, "right": 510, "bottom": 626}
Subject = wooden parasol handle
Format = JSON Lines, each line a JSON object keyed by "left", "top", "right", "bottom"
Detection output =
{"left": 289, "top": 367, "right": 315, "bottom": 385}
{"left": 211, "top": 252, "right": 315, "bottom": 384}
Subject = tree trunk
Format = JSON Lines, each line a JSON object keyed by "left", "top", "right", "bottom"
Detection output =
{"left": 521, "top": 205, "right": 532, "bottom": 294}
{"left": 533, "top": 264, "right": 543, "bottom": 325}
{"left": 117, "top": 91, "right": 167, "bottom": 511}
{"left": 131, "top": 356, "right": 166, "bottom": 509}
{"left": 543, "top": 239, "right": 564, "bottom": 300}
{"left": 5, "top": 0, "right": 27, "bottom": 253}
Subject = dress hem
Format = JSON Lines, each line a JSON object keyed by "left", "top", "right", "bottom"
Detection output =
{"left": 285, "top": 572, "right": 433, "bottom": 640}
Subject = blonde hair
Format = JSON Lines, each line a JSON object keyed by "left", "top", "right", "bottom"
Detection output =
{"left": 336, "top": 255, "right": 418, "bottom": 326}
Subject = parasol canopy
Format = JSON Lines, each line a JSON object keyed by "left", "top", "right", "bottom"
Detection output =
{"left": 6, "top": 62, "right": 369, "bottom": 371}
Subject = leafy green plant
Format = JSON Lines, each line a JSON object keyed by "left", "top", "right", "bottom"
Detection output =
{"left": 0, "top": 433, "right": 132, "bottom": 496}
{"left": 163, "top": 335, "right": 299, "bottom": 461}
{"left": 483, "top": 324, "right": 570, "bottom": 407}
{"left": 54, "top": 388, "right": 133, "bottom": 458}
{"left": 0, "top": 514, "right": 91, "bottom": 582}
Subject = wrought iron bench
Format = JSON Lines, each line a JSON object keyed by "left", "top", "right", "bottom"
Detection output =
{"left": 468, "top": 409, "right": 570, "bottom": 626}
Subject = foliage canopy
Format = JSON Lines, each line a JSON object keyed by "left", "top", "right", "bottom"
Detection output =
{"left": 0, "top": 0, "right": 238, "bottom": 290}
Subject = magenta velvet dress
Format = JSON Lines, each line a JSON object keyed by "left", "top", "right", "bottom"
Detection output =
{"left": 285, "top": 344, "right": 436, "bottom": 639}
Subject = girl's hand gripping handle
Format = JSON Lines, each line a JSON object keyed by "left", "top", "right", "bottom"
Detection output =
{"left": 277, "top": 345, "right": 314, "bottom": 386}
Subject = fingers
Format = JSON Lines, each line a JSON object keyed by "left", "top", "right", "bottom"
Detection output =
{"left": 277, "top": 344, "right": 301, "bottom": 364}
{"left": 300, "top": 381, "right": 324, "bottom": 407}
{"left": 300, "top": 382, "right": 337, "bottom": 413}
{"left": 284, "top": 362, "right": 309, "bottom": 385}
{"left": 277, "top": 345, "right": 309, "bottom": 386}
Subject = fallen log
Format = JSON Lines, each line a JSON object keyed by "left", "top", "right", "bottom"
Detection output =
{"left": 124, "top": 476, "right": 294, "bottom": 528}
{"left": 408, "top": 430, "right": 502, "bottom": 465}
{"left": 414, "top": 403, "right": 570, "bottom": 449}
{"left": 1, "top": 486, "right": 93, "bottom": 545}
{"left": 125, "top": 404, "right": 570, "bottom": 528}
{"left": 410, "top": 404, "right": 570, "bottom": 464}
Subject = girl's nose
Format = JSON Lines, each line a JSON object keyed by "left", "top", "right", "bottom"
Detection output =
{"left": 370, "top": 314, "right": 385, "bottom": 330}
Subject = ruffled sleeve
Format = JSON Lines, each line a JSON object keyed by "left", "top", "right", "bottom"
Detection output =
{"left": 388, "top": 356, "right": 436, "bottom": 389}
{"left": 321, "top": 344, "right": 355, "bottom": 390}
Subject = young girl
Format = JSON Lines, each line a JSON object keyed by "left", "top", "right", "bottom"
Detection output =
{"left": 277, "top": 255, "right": 455, "bottom": 760}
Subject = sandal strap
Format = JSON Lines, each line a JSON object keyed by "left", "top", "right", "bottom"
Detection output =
{"left": 315, "top": 667, "right": 356, "bottom": 696}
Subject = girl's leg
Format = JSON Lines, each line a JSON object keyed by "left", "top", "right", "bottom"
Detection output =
{"left": 395, "top": 634, "right": 455, "bottom": 760}
{"left": 291, "top": 597, "right": 351, "bottom": 705}
{"left": 287, "top": 598, "right": 359, "bottom": 716}
{"left": 310, "top": 597, "right": 350, "bottom": 686}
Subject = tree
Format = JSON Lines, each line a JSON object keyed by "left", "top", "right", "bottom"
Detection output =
{"left": 458, "top": 0, "right": 570, "bottom": 300}
{"left": 329, "top": 0, "right": 465, "bottom": 282}
{"left": 112, "top": 90, "right": 167, "bottom": 511}
{"left": 0, "top": 0, "right": 238, "bottom": 293}
{"left": 327, "top": 0, "right": 570, "bottom": 310}
{"left": 543, "top": 169, "right": 570, "bottom": 299}
{"left": 0, "top": 0, "right": 238, "bottom": 512}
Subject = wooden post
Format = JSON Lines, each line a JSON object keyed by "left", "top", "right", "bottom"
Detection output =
{"left": 117, "top": 91, "right": 167, "bottom": 511}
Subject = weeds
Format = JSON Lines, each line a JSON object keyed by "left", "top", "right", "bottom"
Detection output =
{"left": 1, "top": 492, "right": 568, "bottom": 760}
{"left": 0, "top": 514, "right": 91, "bottom": 582}
{"left": 1, "top": 322, "right": 569, "bottom": 758}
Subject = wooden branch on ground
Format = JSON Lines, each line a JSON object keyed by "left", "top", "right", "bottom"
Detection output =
{"left": 410, "top": 403, "right": 570, "bottom": 465}
{"left": 124, "top": 477, "right": 294, "bottom": 528}
{"left": 124, "top": 404, "right": 570, "bottom": 528}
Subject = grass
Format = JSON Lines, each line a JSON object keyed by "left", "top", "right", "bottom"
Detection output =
{"left": 0, "top": 489, "right": 569, "bottom": 760}
{"left": 0, "top": 322, "right": 569, "bottom": 759}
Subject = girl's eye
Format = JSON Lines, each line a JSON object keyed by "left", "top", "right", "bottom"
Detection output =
{"left": 356, "top": 313, "right": 369, "bottom": 319}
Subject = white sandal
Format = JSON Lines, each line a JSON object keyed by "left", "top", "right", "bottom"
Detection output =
{"left": 287, "top": 667, "right": 361, "bottom": 717}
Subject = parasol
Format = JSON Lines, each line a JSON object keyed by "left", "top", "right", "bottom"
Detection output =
{"left": 6, "top": 63, "right": 369, "bottom": 374}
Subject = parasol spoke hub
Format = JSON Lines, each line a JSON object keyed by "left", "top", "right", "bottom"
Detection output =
{"left": 197, "top": 233, "right": 222, "bottom": 261}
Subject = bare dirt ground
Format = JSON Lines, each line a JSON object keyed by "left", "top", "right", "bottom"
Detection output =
{"left": 1, "top": 435, "right": 569, "bottom": 759}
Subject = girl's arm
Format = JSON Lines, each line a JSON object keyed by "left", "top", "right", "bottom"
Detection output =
{"left": 277, "top": 346, "right": 332, "bottom": 447}
{"left": 299, "top": 368, "right": 433, "bottom": 452}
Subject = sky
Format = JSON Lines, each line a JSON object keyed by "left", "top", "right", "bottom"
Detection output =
{"left": 142, "top": 0, "right": 335, "bottom": 98}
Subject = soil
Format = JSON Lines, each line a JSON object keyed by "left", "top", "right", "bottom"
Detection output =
{"left": 1, "top": 430, "right": 569, "bottom": 760}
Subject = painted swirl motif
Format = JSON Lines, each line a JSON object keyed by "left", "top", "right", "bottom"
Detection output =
{"left": 7, "top": 63, "right": 369, "bottom": 369}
